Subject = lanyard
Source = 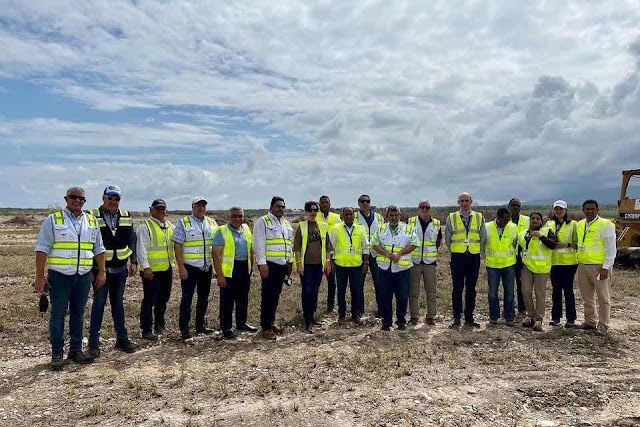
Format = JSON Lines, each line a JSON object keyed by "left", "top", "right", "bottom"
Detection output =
{"left": 582, "top": 217, "right": 598, "bottom": 245}
{"left": 344, "top": 224, "right": 355, "bottom": 247}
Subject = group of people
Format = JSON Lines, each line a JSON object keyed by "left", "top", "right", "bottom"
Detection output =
{"left": 34, "top": 186, "right": 617, "bottom": 371}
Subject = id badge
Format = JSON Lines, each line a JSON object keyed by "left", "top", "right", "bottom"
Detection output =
{"left": 349, "top": 247, "right": 356, "bottom": 254}
{"left": 464, "top": 238, "right": 469, "bottom": 245}
{"left": 522, "top": 251, "right": 528, "bottom": 258}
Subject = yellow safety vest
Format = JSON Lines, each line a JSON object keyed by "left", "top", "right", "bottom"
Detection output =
{"left": 406, "top": 216, "right": 440, "bottom": 264}
{"left": 263, "top": 215, "right": 294, "bottom": 263}
{"left": 316, "top": 211, "right": 342, "bottom": 227}
{"left": 519, "top": 228, "right": 552, "bottom": 274}
{"left": 141, "top": 219, "right": 175, "bottom": 272}
{"left": 219, "top": 224, "right": 252, "bottom": 278}
{"left": 332, "top": 223, "right": 366, "bottom": 267}
{"left": 90, "top": 208, "right": 133, "bottom": 262}
{"left": 376, "top": 223, "right": 413, "bottom": 271}
{"left": 295, "top": 220, "right": 328, "bottom": 269}
{"left": 546, "top": 220, "right": 578, "bottom": 266}
{"left": 180, "top": 215, "right": 218, "bottom": 268}
{"left": 48, "top": 210, "right": 99, "bottom": 275}
{"left": 576, "top": 217, "right": 610, "bottom": 265}
{"left": 484, "top": 221, "right": 517, "bottom": 269}
{"left": 449, "top": 211, "right": 483, "bottom": 254}
{"left": 512, "top": 215, "right": 530, "bottom": 234}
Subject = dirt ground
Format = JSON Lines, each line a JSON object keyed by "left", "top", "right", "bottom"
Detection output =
{"left": 0, "top": 212, "right": 639, "bottom": 427}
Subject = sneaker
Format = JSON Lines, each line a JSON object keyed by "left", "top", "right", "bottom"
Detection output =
{"left": 237, "top": 323, "right": 258, "bottom": 332}
{"left": 489, "top": 319, "right": 499, "bottom": 326}
{"left": 564, "top": 321, "right": 577, "bottom": 329}
{"left": 262, "top": 329, "right": 277, "bottom": 340}
{"left": 532, "top": 320, "right": 543, "bottom": 332}
{"left": 449, "top": 319, "right": 461, "bottom": 329}
{"left": 549, "top": 319, "right": 561, "bottom": 327}
{"left": 505, "top": 320, "right": 515, "bottom": 327}
{"left": 67, "top": 351, "right": 94, "bottom": 365}
{"left": 115, "top": 340, "right": 136, "bottom": 353}
{"left": 50, "top": 353, "right": 64, "bottom": 371}
{"left": 409, "top": 316, "right": 419, "bottom": 325}
{"left": 522, "top": 317, "right": 534, "bottom": 328}
{"left": 87, "top": 347, "right": 101, "bottom": 359}
{"left": 397, "top": 324, "right": 407, "bottom": 331}
{"left": 465, "top": 321, "right": 481, "bottom": 328}
{"left": 352, "top": 315, "right": 362, "bottom": 325}
{"left": 142, "top": 331, "right": 159, "bottom": 341}
{"left": 223, "top": 330, "right": 236, "bottom": 340}
{"left": 195, "top": 327, "right": 214, "bottom": 335}
{"left": 425, "top": 317, "right": 435, "bottom": 325}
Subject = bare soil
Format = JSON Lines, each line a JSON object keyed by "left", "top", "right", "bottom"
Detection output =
{"left": 0, "top": 212, "right": 639, "bottom": 427}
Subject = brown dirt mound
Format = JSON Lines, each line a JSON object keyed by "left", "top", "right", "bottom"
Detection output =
{"left": 3, "top": 215, "right": 39, "bottom": 226}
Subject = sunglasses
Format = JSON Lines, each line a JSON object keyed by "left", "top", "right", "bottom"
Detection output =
{"left": 419, "top": 206, "right": 431, "bottom": 210}
{"left": 107, "top": 196, "right": 121, "bottom": 201}
{"left": 358, "top": 200, "right": 371, "bottom": 203}
{"left": 67, "top": 195, "right": 86, "bottom": 202}
{"left": 307, "top": 208, "right": 319, "bottom": 213}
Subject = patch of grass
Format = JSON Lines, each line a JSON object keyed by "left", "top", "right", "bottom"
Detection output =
{"left": 183, "top": 403, "right": 203, "bottom": 416}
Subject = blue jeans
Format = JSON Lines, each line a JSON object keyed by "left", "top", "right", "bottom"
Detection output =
{"left": 89, "top": 269, "right": 129, "bottom": 347}
{"left": 48, "top": 270, "right": 92, "bottom": 355}
{"left": 301, "top": 264, "right": 324, "bottom": 327}
{"left": 179, "top": 265, "right": 212, "bottom": 332}
{"left": 486, "top": 266, "right": 515, "bottom": 321}
{"left": 335, "top": 265, "right": 363, "bottom": 317}
{"left": 378, "top": 267, "right": 410, "bottom": 327}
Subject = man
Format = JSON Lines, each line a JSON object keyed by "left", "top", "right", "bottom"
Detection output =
{"left": 253, "top": 196, "right": 294, "bottom": 339}
{"left": 354, "top": 194, "right": 385, "bottom": 318}
{"left": 406, "top": 200, "right": 442, "bottom": 325}
{"left": 372, "top": 206, "right": 418, "bottom": 330}
{"left": 317, "top": 195, "right": 342, "bottom": 313}
{"left": 172, "top": 196, "right": 218, "bottom": 340}
{"left": 445, "top": 192, "right": 486, "bottom": 328}
{"left": 137, "top": 199, "right": 175, "bottom": 340}
{"left": 87, "top": 185, "right": 137, "bottom": 357}
{"left": 482, "top": 207, "right": 518, "bottom": 327}
{"left": 35, "top": 187, "right": 106, "bottom": 371}
{"left": 212, "top": 207, "right": 258, "bottom": 339}
{"left": 509, "top": 198, "right": 530, "bottom": 316}
{"left": 329, "top": 207, "right": 369, "bottom": 325}
{"left": 576, "top": 199, "right": 616, "bottom": 334}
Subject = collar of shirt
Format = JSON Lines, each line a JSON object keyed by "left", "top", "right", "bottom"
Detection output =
{"left": 267, "top": 212, "right": 284, "bottom": 228}
{"left": 229, "top": 224, "right": 244, "bottom": 233}
{"left": 149, "top": 217, "right": 168, "bottom": 228}
{"left": 586, "top": 215, "right": 600, "bottom": 226}
{"left": 64, "top": 207, "right": 83, "bottom": 220}
{"left": 344, "top": 224, "right": 354, "bottom": 232}
{"left": 419, "top": 216, "right": 432, "bottom": 226}
{"left": 459, "top": 210, "right": 472, "bottom": 218}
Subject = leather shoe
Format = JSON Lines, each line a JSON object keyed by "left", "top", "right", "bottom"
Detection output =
{"left": 312, "top": 319, "right": 323, "bottom": 326}
{"left": 465, "top": 321, "right": 481, "bottom": 328}
{"left": 196, "top": 327, "right": 214, "bottom": 335}
{"left": 271, "top": 324, "right": 284, "bottom": 334}
{"left": 67, "top": 351, "right": 94, "bottom": 365}
{"left": 142, "top": 331, "right": 159, "bottom": 341}
{"left": 115, "top": 340, "right": 136, "bottom": 353}
{"left": 223, "top": 330, "right": 236, "bottom": 340}
{"left": 449, "top": 319, "right": 461, "bottom": 329}
{"left": 262, "top": 329, "right": 277, "bottom": 340}
{"left": 397, "top": 324, "right": 407, "bottom": 330}
{"left": 237, "top": 323, "right": 258, "bottom": 332}
{"left": 87, "top": 347, "right": 101, "bottom": 359}
{"left": 181, "top": 330, "right": 192, "bottom": 340}
{"left": 50, "top": 354, "right": 64, "bottom": 371}
{"left": 351, "top": 315, "right": 362, "bottom": 325}
{"left": 425, "top": 317, "right": 435, "bottom": 325}
{"left": 409, "top": 316, "right": 419, "bottom": 325}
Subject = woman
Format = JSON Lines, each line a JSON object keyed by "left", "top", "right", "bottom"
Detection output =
{"left": 546, "top": 200, "right": 578, "bottom": 328}
{"left": 293, "top": 201, "right": 333, "bottom": 334}
{"left": 518, "top": 212, "right": 557, "bottom": 331}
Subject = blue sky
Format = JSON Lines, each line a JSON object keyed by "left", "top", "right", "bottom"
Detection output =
{"left": 1, "top": 0, "right": 640, "bottom": 210}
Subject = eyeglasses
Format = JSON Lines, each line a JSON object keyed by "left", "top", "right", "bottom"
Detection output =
{"left": 107, "top": 196, "right": 121, "bottom": 202}
{"left": 358, "top": 199, "right": 371, "bottom": 203}
{"left": 67, "top": 195, "right": 86, "bottom": 202}
{"left": 419, "top": 206, "right": 430, "bottom": 210}
{"left": 307, "top": 209, "right": 319, "bottom": 213}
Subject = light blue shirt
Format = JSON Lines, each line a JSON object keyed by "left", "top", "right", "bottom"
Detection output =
{"left": 213, "top": 224, "right": 248, "bottom": 261}
{"left": 35, "top": 208, "right": 105, "bottom": 255}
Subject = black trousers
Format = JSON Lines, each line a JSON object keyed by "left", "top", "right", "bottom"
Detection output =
{"left": 550, "top": 264, "right": 578, "bottom": 322}
{"left": 515, "top": 255, "right": 525, "bottom": 312}
{"left": 260, "top": 262, "right": 288, "bottom": 331}
{"left": 219, "top": 261, "right": 251, "bottom": 331}
{"left": 179, "top": 265, "right": 212, "bottom": 332}
{"left": 139, "top": 268, "right": 173, "bottom": 333}
{"left": 450, "top": 252, "right": 480, "bottom": 322}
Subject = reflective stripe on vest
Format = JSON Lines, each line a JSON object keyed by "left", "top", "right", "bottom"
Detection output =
{"left": 298, "top": 221, "right": 328, "bottom": 269}
{"left": 406, "top": 216, "right": 439, "bottom": 264}
{"left": 263, "top": 215, "right": 293, "bottom": 262}
{"left": 90, "top": 208, "right": 133, "bottom": 261}
{"left": 546, "top": 220, "right": 578, "bottom": 266}
{"left": 220, "top": 224, "right": 252, "bottom": 277}
{"left": 48, "top": 210, "right": 98, "bottom": 275}
{"left": 181, "top": 215, "right": 218, "bottom": 267}
{"left": 449, "top": 211, "right": 482, "bottom": 254}
{"left": 576, "top": 217, "right": 609, "bottom": 265}
{"left": 376, "top": 223, "right": 413, "bottom": 270}
{"left": 519, "top": 228, "right": 552, "bottom": 274}
{"left": 332, "top": 224, "right": 365, "bottom": 267}
{"left": 484, "top": 221, "right": 517, "bottom": 269}
{"left": 141, "top": 219, "right": 174, "bottom": 272}
{"left": 316, "top": 211, "right": 342, "bottom": 227}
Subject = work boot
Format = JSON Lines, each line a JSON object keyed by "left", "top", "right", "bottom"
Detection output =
{"left": 489, "top": 319, "right": 499, "bottom": 326}
{"left": 465, "top": 320, "right": 481, "bottom": 328}
{"left": 50, "top": 354, "right": 64, "bottom": 371}
{"left": 312, "top": 319, "right": 323, "bottom": 326}
{"left": 196, "top": 326, "right": 214, "bottom": 335}
{"left": 180, "top": 330, "right": 192, "bottom": 340}
{"left": 522, "top": 317, "right": 534, "bottom": 328}
{"left": 87, "top": 346, "right": 101, "bottom": 359}
{"left": 337, "top": 315, "right": 346, "bottom": 324}
{"left": 532, "top": 320, "right": 543, "bottom": 332}
{"left": 449, "top": 319, "right": 461, "bottom": 329}
{"left": 564, "top": 321, "right": 577, "bottom": 329}
{"left": 505, "top": 320, "right": 515, "bottom": 327}
{"left": 397, "top": 324, "right": 407, "bottom": 331}
{"left": 271, "top": 324, "right": 284, "bottom": 334}
{"left": 142, "top": 331, "right": 159, "bottom": 341}
{"left": 67, "top": 350, "right": 94, "bottom": 365}
{"left": 577, "top": 323, "right": 597, "bottom": 331}
{"left": 409, "top": 316, "right": 419, "bottom": 325}
{"left": 115, "top": 339, "right": 136, "bottom": 353}
{"left": 262, "top": 329, "right": 277, "bottom": 340}
{"left": 352, "top": 315, "right": 362, "bottom": 325}
{"left": 425, "top": 317, "right": 435, "bottom": 325}
{"left": 223, "top": 329, "right": 236, "bottom": 340}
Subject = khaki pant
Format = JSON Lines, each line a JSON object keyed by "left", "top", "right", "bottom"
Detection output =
{"left": 409, "top": 263, "right": 437, "bottom": 318}
{"left": 577, "top": 264, "right": 611, "bottom": 328}
{"left": 521, "top": 266, "right": 549, "bottom": 321}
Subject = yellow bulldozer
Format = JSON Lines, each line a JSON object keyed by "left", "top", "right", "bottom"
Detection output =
{"left": 616, "top": 168, "right": 640, "bottom": 267}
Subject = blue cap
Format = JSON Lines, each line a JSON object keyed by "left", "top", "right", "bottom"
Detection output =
{"left": 103, "top": 184, "right": 122, "bottom": 197}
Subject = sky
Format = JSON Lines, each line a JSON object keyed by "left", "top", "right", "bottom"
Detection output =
{"left": 1, "top": 0, "right": 639, "bottom": 211}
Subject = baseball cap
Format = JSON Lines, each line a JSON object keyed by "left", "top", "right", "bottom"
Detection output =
{"left": 151, "top": 198, "right": 167, "bottom": 208}
{"left": 104, "top": 184, "right": 122, "bottom": 197}
{"left": 553, "top": 200, "right": 568, "bottom": 209}
{"left": 192, "top": 196, "right": 208, "bottom": 204}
